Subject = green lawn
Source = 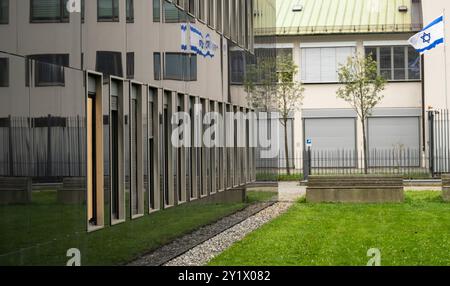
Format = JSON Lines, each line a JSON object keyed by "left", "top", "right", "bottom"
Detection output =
{"left": 1, "top": 190, "right": 272, "bottom": 266}
{"left": 209, "top": 191, "right": 450, "bottom": 266}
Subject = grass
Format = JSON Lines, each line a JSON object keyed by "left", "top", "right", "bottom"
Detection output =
{"left": 256, "top": 173, "right": 303, "bottom": 182}
{"left": 0, "top": 190, "right": 272, "bottom": 266}
{"left": 246, "top": 190, "right": 278, "bottom": 203}
{"left": 209, "top": 191, "right": 450, "bottom": 266}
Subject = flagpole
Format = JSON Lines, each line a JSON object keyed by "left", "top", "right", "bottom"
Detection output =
{"left": 444, "top": 9, "right": 449, "bottom": 109}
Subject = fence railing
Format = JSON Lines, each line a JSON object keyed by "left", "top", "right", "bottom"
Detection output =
{"left": 256, "top": 148, "right": 437, "bottom": 181}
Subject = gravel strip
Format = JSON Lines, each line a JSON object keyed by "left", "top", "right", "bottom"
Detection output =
{"left": 128, "top": 201, "right": 276, "bottom": 266}
{"left": 164, "top": 202, "right": 292, "bottom": 266}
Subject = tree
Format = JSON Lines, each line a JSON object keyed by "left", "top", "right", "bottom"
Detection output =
{"left": 336, "top": 54, "right": 386, "bottom": 174}
{"left": 245, "top": 54, "right": 304, "bottom": 175}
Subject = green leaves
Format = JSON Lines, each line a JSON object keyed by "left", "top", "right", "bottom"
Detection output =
{"left": 337, "top": 54, "right": 386, "bottom": 119}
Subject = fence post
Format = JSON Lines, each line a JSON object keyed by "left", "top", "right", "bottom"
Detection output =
{"left": 302, "top": 148, "right": 311, "bottom": 181}
{"left": 428, "top": 111, "right": 435, "bottom": 177}
{"left": 8, "top": 115, "right": 14, "bottom": 176}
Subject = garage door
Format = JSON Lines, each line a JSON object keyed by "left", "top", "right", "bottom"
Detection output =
{"left": 367, "top": 117, "right": 420, "bottom": 166}
{"left": 304, "top": 118, "right": 356, "bottom": 167}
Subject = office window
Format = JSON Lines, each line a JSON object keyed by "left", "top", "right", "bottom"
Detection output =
{"left": 189, "top": 54, "right": 197, "bottom": 81}
{"left": 223, "top": 0, "right": 229, "bottom": 36}
{"left": 98, "top": 0, "right": 119, "bottom": 22}
{"left": 30, "top": 0, "right": 69, "bottom": 23}
{"left": 301, "top": 47, "right": 355, "bottom": 83}
{"left": 127, "top": 52, "right": 134, "bottom": 79}
{"left": 365, "top": 46, "right": 421, "bottom": 81}
{"left": 29, "top": 54, "right": 69, "bottom": 86}
{"left": 96, "top": 51, "right": 123, "bottom": 77}
{"left": 188, "top": 0, "right": 194, "bottom": 15}
{"left": 0, "top": 0, "right": 8, "bottom": 24}
{"left": 153, "top": 0, "right": 160, "bottom": 22}
{"left": 126, "top": 0, "right": 134, "bottom": 23}
{"left": 154, "top": 52, "right": 161, "bottom": 80}
{"left": 164, "top": 53, "right": 197, "bottom": 81}
{"left": 216, "top": 0, "right": 222, "bottom": 33}
{"left": 198, "top": 0, "right": 205, "bottom": 21}
{"left": 207, "top": 0, "right": 214, "bottom": 27}
{"left": 163, "top": 0, "right": 192, "bottom": 23}
{"left": 0, "top": 58, "right": 8, "bottom": 87}
{"left": 230, "top": 49, "right": 255, "bottom": 84}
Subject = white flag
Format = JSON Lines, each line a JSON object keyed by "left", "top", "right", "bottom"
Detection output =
{"left": 408, "top": 15, "right": 445, "bottom": 54}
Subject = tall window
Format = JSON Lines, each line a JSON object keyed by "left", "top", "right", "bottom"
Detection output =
{"left": 30, "top": 0, "right": 69, "bottom": 23}
{"left": 163, "top": 0, "right": 192, "bottom": 23}
{"left": 223, "top": 0, "right": 229, "bottom": 36}
{"left": 28, "top": 54, "right": 69, "bottom": 86}
{"left": 127, "top": 52, "right": 134, "bottom": 79}
{"left": 207, "top": 0, "right": 214, "bottom": 27}
{"left": 188, "top": 0, "right": 194, "bottom": 15}
{"left": 365, "top": 46, "right": 421, "bottom": 81}
{"left": 301, "top": 46, "right": 355, "bottom": 83}
{"left": 216, "top": 0, "right": 222, "bottom": 33}
{"left": 198, "top": 0, "right": 205, "bottom": 22}
{"left": 126, "top": 0, "right": 134, "bottom": 23}
{"left": 153, "top": 0, "right": 160, "bottom": 22}
{"left": 164, "top": 53, "right": 197, "bottom": 81}
{"left": 0, "top": 0, "right": 8, "bottom": 24}
{"left": 153, "top": 52, "right": 161, "bottom": 80}
{"left": 0, "top": 58, "right": 8, "bottom": 87}
{"left": 96, "top": 51, "right": 123, "bottom": 77}
{"left": 98, "top": 0, "right": 119, "bottom": 22}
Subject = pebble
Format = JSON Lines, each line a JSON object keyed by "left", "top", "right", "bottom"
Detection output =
{"left": 164, "top": 202, "right": 292, "bottom": 266}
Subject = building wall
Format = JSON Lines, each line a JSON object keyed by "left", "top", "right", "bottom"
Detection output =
{"left": 421, "top": 0, "right": 450, "bottom": 109}
{"left": 272, "top": 33, "right": 423, "bottom": 163}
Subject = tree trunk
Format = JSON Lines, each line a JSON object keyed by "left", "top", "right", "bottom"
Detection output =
{"left": 362, "top": 119, "right": 368, "bottom": 174}
{"left": 283, "top": 119, "right": 291, "bottom": 175}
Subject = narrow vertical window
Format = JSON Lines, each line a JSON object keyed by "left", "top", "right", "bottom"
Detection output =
{"left": 127, "top": 52, "right": 134, "bottom": 79}
{"left": 0, "top": 58, "right": 9, "bottom": 87}
{"left": 0, "top": 0, "right": 8, "bottom": 24}
{"left": 153, "top": 52, "right": 161, "bottom": 80}
{"left": 126, "top": 0, "right": 134, "bottom": 23}
{"left": 153, "top": 0, "right": 160, "bottom": 22}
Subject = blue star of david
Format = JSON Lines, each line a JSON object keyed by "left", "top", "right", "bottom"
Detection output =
{"left": 421, "top": 32, "right": 431, "bottom": 44}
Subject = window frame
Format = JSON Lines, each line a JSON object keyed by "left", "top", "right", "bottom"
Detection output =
{"left": 365, "top": 46, "right": 422, "bottom": 82}
{"left": 0, "top": 57, "right": 9, "bottom": 87}
{"left": 300, "top": 46, "right": 356, "bottom": 84}
{"left": 163, "top": 52, "right": 197, "bottom": 81}
{"left": 95, "top": 51, "right": 123, "bottom": 78}
{"left": 0, "top": 0, "right": 8, "bottom": 24}
{"left": 126, "top": 0, "right": 134, "bottom": 23}
{"left": 153, "top": 52, "right": 161, "bottom": 80}
{"left": 28, "top": 54, "right": 69, "bottom": 87}
{"left": 97, "top": 0, "right": 119, "bottom": 22}
{"left": 126, "top": 52, "right": 135, "bottom": 79}
{"left": 30, "top": 0, "right": 70, "bottom": 23}
{"left": 153, "top": 0, "right": 160, "bottom": 22}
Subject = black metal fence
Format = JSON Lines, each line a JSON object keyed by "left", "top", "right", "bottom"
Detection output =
{"left": 0, "top": 115, "right": 86, "bottom": 180}
{"left": 256, "top": 148, "right": 435, "bottom": 181}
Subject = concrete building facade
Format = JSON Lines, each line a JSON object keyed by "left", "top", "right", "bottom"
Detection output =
{"left": 0, "top": 0, "right": 267, "bottom": 265}
{"left": 253, "top": 0, "right": 450, "bottom": 172}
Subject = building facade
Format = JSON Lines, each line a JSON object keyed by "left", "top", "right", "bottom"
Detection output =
{"left": 254, "top": 0, "right": 442, "bottom": 171}
{"left": 0, "top": 0, "right": 265, "bottom": 265}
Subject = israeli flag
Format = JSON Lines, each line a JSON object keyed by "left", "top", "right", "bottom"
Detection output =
{"left": 408, "top": 15, "right": 445, "bottom": 54}
{"left": 181, "top": 24, "right": 188, "bottom": 51}
{"left": 190, "top": 25, "right": 204, "bottom": 56}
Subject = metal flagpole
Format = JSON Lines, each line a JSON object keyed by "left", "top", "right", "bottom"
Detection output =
{"left": 443, "top": 9, "right": 449, "bottom": 109}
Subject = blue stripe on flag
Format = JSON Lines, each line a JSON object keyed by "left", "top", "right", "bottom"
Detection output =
{"left": 421, "top": 15, "right": 444, "bottom": 32}
{"left": 416, "top": 38, "right": 445, "bottom": 53}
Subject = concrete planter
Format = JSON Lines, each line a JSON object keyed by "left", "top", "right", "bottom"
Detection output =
{"left": 306, "top": 176, "right": 404, "bottom": 203}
